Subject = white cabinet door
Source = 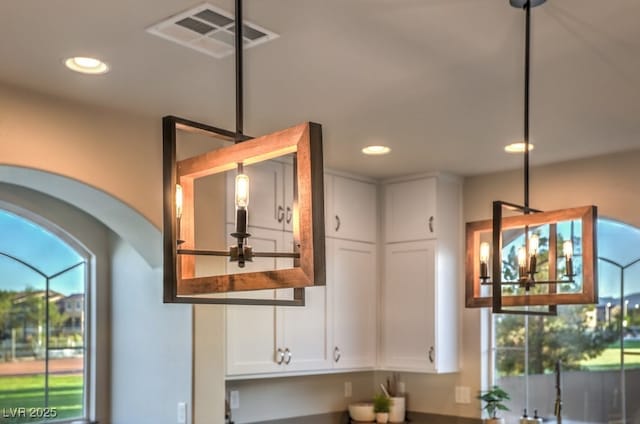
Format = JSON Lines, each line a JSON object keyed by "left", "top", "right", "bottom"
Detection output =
{"left": 225, "top": 227, "right": 283, "bottom": 376}
{"left": 328, "top": 238, "right": 377, "bottom": 369}
{"left": 384, "top": 178, "right": 436, "bottom": 243}
{"left": 278, "top": 232, "right": 330, "bottom": 372}
{"left": 326, "top": 175, "right": 377, "bottom": 243}
{"left": 382, "top": 240, "right": 436, "bottom": 372}
{"left": 279, "top": 286, "right": 330, "bottom": 372}
{"left": 226, "top": 229, "right": 330, "bottom": 376}
{"left": 226, "top": 160, "right": 285, "bottom": 231}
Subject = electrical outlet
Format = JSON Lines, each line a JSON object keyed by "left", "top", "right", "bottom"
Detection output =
{"left": 455, "top": 386, "right": 471, "bottom": 404}
{"left": 344, "top": 381, "right": 352, "bottom": 398}
{"left": 230, "top": 390, "right": 240, "bottom": 409}
{"left": 177, "top": 402, "right": 186, "bottom": 424}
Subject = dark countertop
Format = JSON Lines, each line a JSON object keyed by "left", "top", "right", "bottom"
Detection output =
{"left": 250, "top": 411, "right": 482, "bottom": 424}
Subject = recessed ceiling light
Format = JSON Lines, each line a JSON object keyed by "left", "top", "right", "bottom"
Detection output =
{"left": 504, "top": 142, "right": 534, "bottom": 153}
{"left": 362, "top": 145, "right": 391, "bottom": 155}
{"left": 64, "top": 57, "right": 109, "bottom": 75}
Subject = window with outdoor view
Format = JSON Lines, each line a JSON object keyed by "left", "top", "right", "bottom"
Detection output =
{"left": 492, "top": 218, "right": 640, "bottom": 424}
{"left": 0, "top": 209, "right": 88, "bottom": 423}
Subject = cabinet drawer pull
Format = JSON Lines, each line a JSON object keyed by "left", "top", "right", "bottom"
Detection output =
{"left": 428, "top": 216, "right": 434, "bottom": 233}
{"left": 284, "top": 348, "right": 292, "bottom": 365}
{"left": 334, "top": 346, "right": 341, "bottom": 363}
{"left": 335, "top": 215, "right": 341, "bottom": 232}
{"left": 276, "top": 348, "right": 285, "bottom": 365}
{"left": 277, "top": 205, "right": 285, "bottom": 223}
{"left": 286, "top": 206, "right": 292, "bottom": 224}
{"left": 428, "top": 346, "right": 435, "bottom": 363}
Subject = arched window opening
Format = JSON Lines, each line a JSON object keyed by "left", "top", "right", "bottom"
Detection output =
{"left": 0, "top": 208, "right": 89, "bottom": 423}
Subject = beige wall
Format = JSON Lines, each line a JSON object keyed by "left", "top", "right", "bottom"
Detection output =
{"left": 0, "top": 82, "right": 162, "bottom": 228}
{"left": 464, "top": 150, "right": 640, "bottom": 227}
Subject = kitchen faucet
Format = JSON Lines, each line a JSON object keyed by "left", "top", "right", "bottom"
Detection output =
{"left": 554, "top": 360, "right": 562, "bottom": 424}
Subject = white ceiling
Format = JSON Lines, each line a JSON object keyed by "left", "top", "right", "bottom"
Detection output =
{"left": 1, "top": 0, "right": 639, "bottom": 178}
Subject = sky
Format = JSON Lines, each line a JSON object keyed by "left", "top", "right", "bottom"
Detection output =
{"left": 0, "top": 209, "right": 85, "bottom": 296}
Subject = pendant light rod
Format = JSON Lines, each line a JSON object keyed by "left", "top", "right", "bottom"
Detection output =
{"left": 523, "top": 0, "right": 531, "bottom": 212}
{"left": 235, "top": 0, "right": 244, "bottom": 142}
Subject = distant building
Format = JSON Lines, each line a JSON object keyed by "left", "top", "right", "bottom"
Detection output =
{"left": 60, "top": 293, "right": 84, "bottom": 334}
{"left": 10, "top": 290, "right": 84, "bottom": 339}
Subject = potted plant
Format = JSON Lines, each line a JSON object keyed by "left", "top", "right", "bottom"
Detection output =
{"left": 373, "top": 393, "right": 392, "bottom": 423}
{"left": 477, "top": 385, "right": 510, "bottom": 424}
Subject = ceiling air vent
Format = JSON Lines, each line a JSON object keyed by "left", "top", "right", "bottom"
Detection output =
{"left": 147, "top": 3, "right": 279, "bottom": 59}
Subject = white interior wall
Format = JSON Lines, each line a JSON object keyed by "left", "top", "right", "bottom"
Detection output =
{"left": 110, "top": 234, "right": 193, "bottom": 424}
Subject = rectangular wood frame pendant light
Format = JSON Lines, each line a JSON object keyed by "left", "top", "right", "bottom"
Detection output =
{"left": 162, "top": 0, "right": 325, "bottom": 305}
{"left": 464, "top": 0, "right": 598, "bottom": 315}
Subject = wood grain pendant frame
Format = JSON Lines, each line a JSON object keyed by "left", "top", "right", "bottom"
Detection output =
{"left": 465, "top": 202, "right": 598, "bottom": 314}
{"left": 163, "top": 116, "right": 326, "bottom": 305}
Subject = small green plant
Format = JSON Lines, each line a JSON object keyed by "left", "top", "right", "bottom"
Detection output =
{"left": 477, "top": 386, "right": 510, "bottom": 419}
{"left": 373, "top": 393, "right": 392, "bottom": 413}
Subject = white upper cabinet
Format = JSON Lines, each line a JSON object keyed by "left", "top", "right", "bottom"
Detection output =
{"left": 384, "top": 178, "right": 437, "bottom": 243}
{"left": 326, "top": 238, "right": 377, "bottom": 370}
{"left": 325, "top": 174, "right": 377, "bottom": 243}
{"left": 226, "top": 158, "right": 294, "bottom": 232}
{"left": 381, "top": 174, "right": 461, "bottom": 374}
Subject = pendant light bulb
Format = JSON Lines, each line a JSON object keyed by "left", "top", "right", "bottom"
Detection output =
{"left": 480, "top": 242, "right": 491, "bottom": 264}
{"left": 176, "top": 184, "right": 183, "bottom": 219}
{"left": 479, "top": 242, "right": 491, "bottom": 281}
{"left": 563, "top": 239, "right": 574, "bottom": 277}
{"left": 528, "top": 234, "right": 539, "bottom": 255}
{"left": 563, "top": 240, "right": 573, "bottom": 259}
{"left": 518, "top": 246, "right": 527, "bottom": 268}
{"left": 235, "top": 174, "right": 250, "bottom": 209}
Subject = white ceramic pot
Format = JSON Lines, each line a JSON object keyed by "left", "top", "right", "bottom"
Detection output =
{"left": 348, "top": 402, "right": 375, "bottom": 422}
{"left": 389, "top": 396, "right": 405, "bottom": 422}
{"left": 376, "top": 412, "right": 390, "bottom": 423}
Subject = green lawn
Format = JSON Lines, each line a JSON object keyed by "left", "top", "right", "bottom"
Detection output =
{"left": 581, "top": 340, "right": 640, "bottom": 371}
{"left": 0, "top": 374, "right": 83, "bottom": 423}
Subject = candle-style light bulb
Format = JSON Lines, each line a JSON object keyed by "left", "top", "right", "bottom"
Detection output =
{"left": 480, "top": 242, "right": 490, "bottom": 264}
{"left": 518, "top": 246, "right": 527, "bottom": 266}
{"left": 518, "top": 246, "right": 528, "bottom": 281}
{"left": 176, "top": 184, "right": 183, "bottom": 219}
{"left": 479, "top": 242, "right": 490, "bottom": 281}
{"left": 529, "top": 234, "right": 539, "bottom": 255}
{"left": 563, "top": 240, "right": 573, "bottom": 259}
{"left": 527, "top": 234, "right": 539, "bottom": 276}
{"left": 563, "top": 239, "right": 574, "bottom": 277}
{"left": 235, "top": 174, "right": 250, "bottom": 209}
{"left": 232, "top": 165, "right": 251, "bottom": 268}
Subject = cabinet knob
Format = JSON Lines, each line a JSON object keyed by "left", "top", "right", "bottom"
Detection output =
{"left": 335, "top": 215, "right": 341, "bottom": 232}
{"left": 286, "top": 206, "right": 292, "bottom": 224}
{"left": 428, "top": 346, "right": 435, "bottom": 363}
{"left": 284, "top": 348, "right": 292, "bottom": 365}
{"left": 276, "top": 348, "right": 285, "bottom": 365}
{"left": 428, "top": 216, "right": 434, "bottom": 233}
{"left": 277, "top": 206, "right": 285, "bottom": 223}
{"left": 333, "top": 346, "right": 341, "bottom": 363}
